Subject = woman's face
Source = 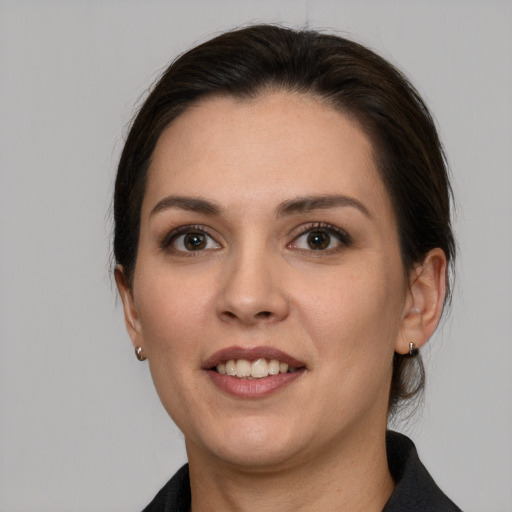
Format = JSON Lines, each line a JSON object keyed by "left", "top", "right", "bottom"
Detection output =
{"left": 121, "top": 91, "right": 413, "bottom": 469}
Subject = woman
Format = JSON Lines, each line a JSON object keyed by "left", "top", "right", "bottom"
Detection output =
{"left": 114, "top": 25, "right": 460, "bottom": 511}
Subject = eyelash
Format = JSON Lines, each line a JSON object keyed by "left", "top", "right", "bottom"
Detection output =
{"left": 289, "top": 222, "right": 353, "bottom": 252}
{"left": 160, "top": 224, "right": 219, "bottom": 254}
{"left": 160, "top": 222, "right": 352, "bottom": 254}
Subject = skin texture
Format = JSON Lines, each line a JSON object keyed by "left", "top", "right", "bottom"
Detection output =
{"left": 116, "top": 91, "right": 446, "bottom": 511}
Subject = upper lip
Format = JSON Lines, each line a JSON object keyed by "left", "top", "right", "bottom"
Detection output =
{"left": 202, "top": 346, "right": 306, "bottom": 370}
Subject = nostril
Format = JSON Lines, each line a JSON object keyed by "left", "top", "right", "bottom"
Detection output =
{"left": 220, "top": 309, "right": 276, "bottom": 324}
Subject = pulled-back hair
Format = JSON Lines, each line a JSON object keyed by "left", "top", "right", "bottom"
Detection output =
{"left": 114, "top": 24, "right": 455, "bottom": 414}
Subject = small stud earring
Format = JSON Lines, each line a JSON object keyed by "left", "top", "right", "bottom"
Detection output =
{"left": 135, "top": 346, "right": 147, "bottom": 361}
{"left": 408, "top": 342, "right": 419, "bottom": 357}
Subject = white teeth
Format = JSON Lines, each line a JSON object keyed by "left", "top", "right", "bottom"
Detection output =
{"left": 225, "top": 360, "right": 236, "bottom": 376}
{"left": 251, "top": 358, "right": 268, "bottom": 378}
{"left": 215, "top": 358, "right": 298, "bottom": 378}
{"left": 268, "top": 359, "right": 280, "bottom": 375}
{"left": 235, "top": 359, "right": 251, "bottom": 378}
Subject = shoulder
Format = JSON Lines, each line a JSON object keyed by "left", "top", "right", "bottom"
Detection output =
{"left": 384, "top": 431, "right": 462, "bottom": 512}
{"left": 142, "top": 464, "right": 191, "bottom": 512}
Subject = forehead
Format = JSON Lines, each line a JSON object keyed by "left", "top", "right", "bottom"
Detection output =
{"left": 143, "top": 91, "right": 389, "bottom": 217}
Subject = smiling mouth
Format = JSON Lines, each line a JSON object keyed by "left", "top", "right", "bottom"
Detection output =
{"left": 215, "top": 358, "right": 301, "bottom": 379}
{"left": 205, "top": 347, "right": 306, "bottom": 397}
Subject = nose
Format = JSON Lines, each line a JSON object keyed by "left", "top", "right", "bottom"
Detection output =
{"left": 216, "top": 243, "right": 290, "bottom": 326}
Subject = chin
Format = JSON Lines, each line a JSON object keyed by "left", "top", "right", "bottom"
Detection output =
{"left": 189, "top": 416, "right": 309, "bottom": 471}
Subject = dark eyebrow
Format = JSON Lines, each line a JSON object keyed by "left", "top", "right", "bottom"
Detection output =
{"left": 277, "top": 194, "right": 371, "bottom": 218}
{"left": 150, "top": 194, "right": 370, "bottom": 219}
{"left": 150, "top": 195, "right": 222, "bottom": 217}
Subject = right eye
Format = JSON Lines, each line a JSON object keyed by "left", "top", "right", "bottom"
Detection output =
{"left": 164, "top": 227, "right": 221, "bottom": 253}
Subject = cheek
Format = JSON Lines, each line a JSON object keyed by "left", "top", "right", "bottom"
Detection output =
{"left": 294, "top": 268, "right": 403, "bottom": 418}
{"left": 135, "top": 269, "right": 216, "bottom": 357}
{"left": 134, "top": 270, "right": 218, "bottom": 426}
{"left": 294, "top": 262, "right": 405, "bottom": 359}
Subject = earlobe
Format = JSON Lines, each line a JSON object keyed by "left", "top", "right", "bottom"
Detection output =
{"left": 396, "top": 248, "right": 447, "bottom": 355}
{"left": 114, "top": 265, "right": 143, "bottom": 348}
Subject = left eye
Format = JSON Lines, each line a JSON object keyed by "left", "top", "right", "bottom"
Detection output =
{"left": 170, "top": 231, "right": 220, "bottom": 252}
{"left": 290, "top": 226, "right": 349, "bottom": 251}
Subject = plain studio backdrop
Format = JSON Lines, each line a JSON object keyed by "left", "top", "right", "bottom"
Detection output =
{"left": 1, "top": 1, "right": 511, "bottom": 511}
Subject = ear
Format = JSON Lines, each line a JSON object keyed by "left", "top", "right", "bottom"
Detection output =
{"left": 114, "top": 265, "right": 145, "bottom": 353}
{"left": 396, "top": 248, "right": 448, "bottom": 355}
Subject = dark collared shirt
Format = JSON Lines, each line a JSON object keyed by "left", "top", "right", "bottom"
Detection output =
{"left": 143, "top": 431, "right": 462, "bottom": 511}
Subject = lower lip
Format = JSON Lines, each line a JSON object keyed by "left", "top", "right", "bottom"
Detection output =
{"left": 206, "top": 369, "right": 305, "bottom": 398}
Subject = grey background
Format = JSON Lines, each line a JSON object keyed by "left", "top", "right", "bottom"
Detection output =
{"left": 1, "top": 1, "right": 511, "bottom": 511}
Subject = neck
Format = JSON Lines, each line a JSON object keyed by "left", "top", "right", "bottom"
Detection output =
{"left": 186, "top": 427, "right": 394, "bottom": 512}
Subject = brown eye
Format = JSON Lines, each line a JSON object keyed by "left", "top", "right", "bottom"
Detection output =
{"left": 184, "top": 233, "right": 207, "bottom": 250}
{"left": 289, "top": 224, "right": 352, "bottom": 252}
{"left": 307, "top": 231, "right": 331, "bottom": 250}
{"left": 166, "top": 228, "right": 221, "bottom": 253}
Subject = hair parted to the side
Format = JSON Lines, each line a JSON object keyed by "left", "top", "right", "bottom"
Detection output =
{"left": 113, "top": 24, "right": 455, "bottom": 416}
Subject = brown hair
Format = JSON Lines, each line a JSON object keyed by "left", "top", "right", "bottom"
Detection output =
{"left": 113, "top": 24, "right": 455, "bottom": 414}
